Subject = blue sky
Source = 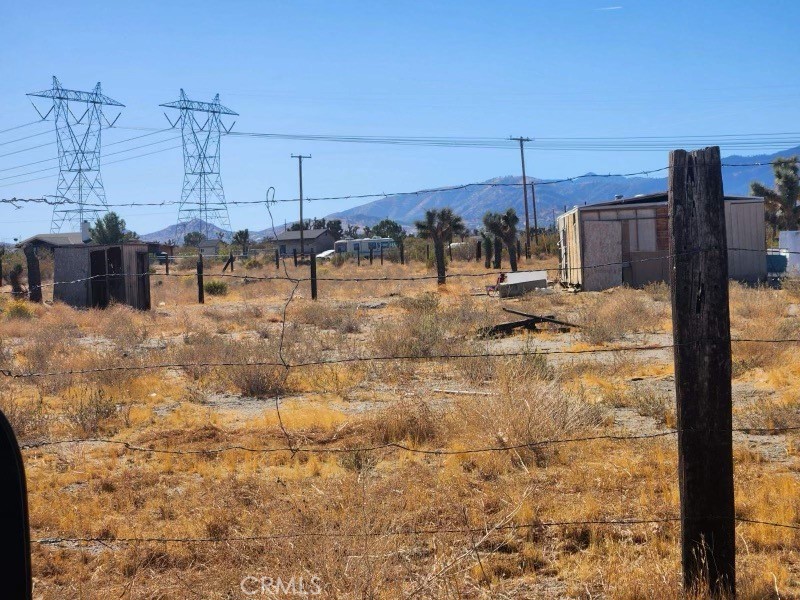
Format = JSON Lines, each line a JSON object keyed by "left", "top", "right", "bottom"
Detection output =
{"left": 1, "top": 0, "right": 799, "bottom": 240}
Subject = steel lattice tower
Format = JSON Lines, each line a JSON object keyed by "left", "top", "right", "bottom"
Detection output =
{"left": 28, "top": 76, "right": 124, "bottom": 232}
{"left": 161, "top": 90, "right": 237, "bottom": 241}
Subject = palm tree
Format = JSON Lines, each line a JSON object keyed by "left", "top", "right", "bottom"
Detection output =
{"left": 483, "top": 208, "right": 520, "bottom": 272}
{"left": 415, "top": 208, "right": 466, "bottom": 284}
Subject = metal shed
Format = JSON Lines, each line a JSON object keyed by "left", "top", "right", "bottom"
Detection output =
{"left": 557, "top": 193, "right": 766, "bottom": 291}
{"left": 53, "top": 242, "right": 151, "bottom": 310}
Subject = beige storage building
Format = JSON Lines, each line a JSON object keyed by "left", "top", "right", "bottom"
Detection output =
{"left": 557, "top": 193, "right": 766, "bottom": 291}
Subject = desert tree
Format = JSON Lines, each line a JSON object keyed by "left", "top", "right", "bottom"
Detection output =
{"left": 183, "top": 231, "right": 206, "bottom": 247}
{"left": 373, "top": 219, "right": 407, "bottom": 245}
{"left": 232, "top": 229, "right": 250, "bottom": 256}
{"left": 415, "top": 208, "right": 466, "bottom": 284}
{"left": 90, "top": 212, "right": 138, "bottom": 244}
{"left": 480, "top": 231, "right": 493, "bottom": 269}
{"left": 483, "top": 208, "right": 520, "bottom": 272}
{"left": 750, "top": 156, "right": 799, "bottom": 239}
{"left": 325, "top": 219, "right": 344, "bottom": 240}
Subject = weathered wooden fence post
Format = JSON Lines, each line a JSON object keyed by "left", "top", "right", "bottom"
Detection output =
{"left": 476, "top": 240, "right": 481, "bottom": 262}
{"left": 293, "top": 248, "right": 298, "bottom": 267}
{"left": 165, "top": 254, "right": 170, "bottom": 276}
{"left": 310, "top": 250, "right": 317, "bottom": 301}
{"left": 0, "top": 409, "right": 32, "bottom": 599}
{"left": 380, "top": 244, "right": 384, "bottom": 265}
{"left": 400, "top": 243, "right": 405, "bottom": 265}
{"left": 197, "top": 253, "right": 205, "bottom": 304}
{"left": 357, "top": 251, "right": 361, "bottom": 267}
{"left": 275, "top": 249, "right": 280, "bottom": 269}
{"left": 369, "top": 248, "right": 373, "bottom": 265}
{"left": 23, "top": 246, "right": 41, "bottom": 303}
{"left": 669, "top": 146, "right": 735, "bottom": 598}
{"left": 426, "top": 244, "right": 430, "bottom": 261}
{"left": 448, "top": 244, "right": 453, "bottom": 262}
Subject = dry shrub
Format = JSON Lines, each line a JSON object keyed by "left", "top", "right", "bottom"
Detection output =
{"left": 292, "top": 301, "right": 361, "bottom": 334}
{"left": 371, "top": 309, "right": 446, "bottom": 358}
{"left": 643, "top": 281, "right": 670, "bottom": 302}
{"left": 397, "top": 291, "right": 439, "bottom": 313}
{"left": 366, "top": 399, "right": 440, "bottom": 446}
{"left": 737, "top": 396, "right": 800, "bottom": 432}
{"left": 3, "top": 300, "right": 34, "bottom": 320}
{"left": 629, "top": 385, "right": 675, "bottom": 427}
{"left": 451, "top": 380, "right": 604, "bottom": 468}
{"left": 299, "top": 363, "right": 363, "bottom": 398}
{"left": 730, "top": 283, "right": 799, "bottom": 374}
{"left": 782, "top": 277, "right": 800, "bottom": 300}
{"left": 579, "top": 287, "right": 662, "bottom": 344}
{"left": 0, "top": 393, "right": 47, "bottom": 440}
{"left": 222, "top": 340, "right": 288, "bottom": 397}
{"left": 63, "top": 388, "right": 118, "bottom": 436}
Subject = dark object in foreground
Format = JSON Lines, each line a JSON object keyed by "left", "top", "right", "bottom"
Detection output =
{"left": 0, "top": 409, "right": 32, "bottom": 599}
{"left": 478, "top": 308, "right": 578, "bottom": 337}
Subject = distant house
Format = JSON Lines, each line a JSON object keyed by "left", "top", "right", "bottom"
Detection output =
{"left": 275, "top": 229, "right": 336, "bottom": 256}
{"left": 53, "top": 242, "right": 151, "bottom": 310}
{"left": 16, "top": 232, "right": 85, "bottom": 252}
{"left": 557, "top": 193, "right": 766, "bottom": 291}
{"left": 198, "top": 240, "right": 221, "bottom": 256}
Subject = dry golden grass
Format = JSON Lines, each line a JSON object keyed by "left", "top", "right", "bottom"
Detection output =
{"left": 2, "top": 260, "right": 798, "bottom": 598}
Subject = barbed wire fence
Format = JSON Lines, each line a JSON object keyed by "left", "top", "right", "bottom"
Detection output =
{"left": 1, "top": 155, "right": 799, "bottom": 595}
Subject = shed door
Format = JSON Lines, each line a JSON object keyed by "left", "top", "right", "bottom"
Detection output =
{"left": 89, "top": 250, "right": 109, "bottom": 308}
{"left": 581, "top": 220, "right": 623, "bottom": 291}
{"left": 136, "top": 252, "right": 151, "bottom": 310}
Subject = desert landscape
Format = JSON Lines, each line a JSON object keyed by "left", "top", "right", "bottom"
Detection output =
{"left": 1, "top": 254, "right": 798, "bottom": 599}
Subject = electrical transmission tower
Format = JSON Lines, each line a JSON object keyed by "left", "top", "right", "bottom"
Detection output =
{"left": 28, "top": 76, "right": 124, "bottom": 232}
{"left": 161, "top": 89, "right": 237, "bottom": 241}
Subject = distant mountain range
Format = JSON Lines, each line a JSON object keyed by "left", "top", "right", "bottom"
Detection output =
{"left": 139, "top": 218, "right": 282, "bottom": 243}
{"left": 140, "top": 146, "right": 799, "bottom": 241}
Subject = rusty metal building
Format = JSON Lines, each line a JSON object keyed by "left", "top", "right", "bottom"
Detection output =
{"left": 557, "top": 193, "right": 766, "bottom": 291}
{"left": 53, "top": 242, "right": 151, "bottom": 309}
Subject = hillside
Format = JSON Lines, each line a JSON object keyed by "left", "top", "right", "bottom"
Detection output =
{"left": 139, "top": 218, "right": 232, "bottom": 243}
{"left": 140, "top": 146, "right": 799, "bottom": 240}
{"left": 327, "top": 146, "right": 800, "bottom": 229}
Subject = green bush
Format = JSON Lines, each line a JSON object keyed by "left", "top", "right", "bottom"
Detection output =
{"left": 4, "top": 301, "right": 33, "bottom": 320}
{"left": 204, "top": 280, "right": 229, "bottom": 296}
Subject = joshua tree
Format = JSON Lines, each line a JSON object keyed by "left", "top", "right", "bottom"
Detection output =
{"left": 414, "top": 208, "right": 466, "bottom": 284}
{"left": 232, "top": 229, "right": 250, "bottom": 256}
{"left": 493, "top": 236, "right": 503, "bottom": 269}
{"left": 483, "top": 208, "right": 520, "bottom": 272}
{"left": 481, "top": 231, "right": 493, "bottom": 269}
{"left": 750, "top": 157, "right": 799, "bottom": 239}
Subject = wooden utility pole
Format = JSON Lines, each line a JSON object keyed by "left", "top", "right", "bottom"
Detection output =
{"left": 531, "top": 181, "right": 539, "bottom": 245}
{"left": 669, "top": 146, "right": 735, "bottom": 598}
{"left": 291, "top": 154, "right": 311, "bottom": 256}
{"left": 510, "top": 136, "right": 532, "bottom": 257}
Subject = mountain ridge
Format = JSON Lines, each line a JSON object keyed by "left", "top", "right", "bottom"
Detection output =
{"left": 140, "top": 146, "right": 800, "bottom": 241}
